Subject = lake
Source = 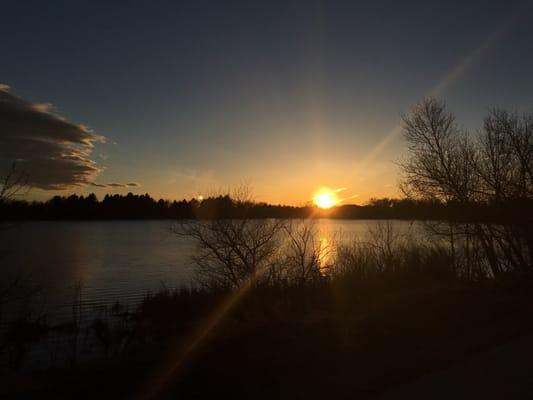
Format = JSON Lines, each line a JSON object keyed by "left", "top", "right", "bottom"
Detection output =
{"left": 0, "top": 219, "right": 422, "bottom": 324}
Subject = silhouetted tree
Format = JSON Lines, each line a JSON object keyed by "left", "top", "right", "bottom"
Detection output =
{"left": 400, "top": 98, "right": 533, "bottom": 276}
{"left": 279, "top": 220, "right": 332, "bottom": 286}
{"left": 175, "top": 186, "right": 286, "bottom": 289}
{"left": 0, "top": 162, "right": 28, "bottom": 203}
{"left": 0, "top": 163, "right": 39, "bottom": 313}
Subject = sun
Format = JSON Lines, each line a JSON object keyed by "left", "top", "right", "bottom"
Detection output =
{"left": 312, "top": 187, "right": 339, "bottom": 209}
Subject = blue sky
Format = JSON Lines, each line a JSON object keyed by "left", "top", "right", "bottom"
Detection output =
{"left": 2, "top": 0, "right": 532, "bottom": 204}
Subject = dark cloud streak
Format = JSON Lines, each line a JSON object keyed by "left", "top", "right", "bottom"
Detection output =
{"left": 0, "top": 85, "right": 105, "bottom": 190}
{"left": 89, "top": 182, "right": 141, "bottom": 189}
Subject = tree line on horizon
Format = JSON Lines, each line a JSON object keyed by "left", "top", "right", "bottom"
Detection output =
{"left": 0, "top": 191, "right": 526, "bottom": 221}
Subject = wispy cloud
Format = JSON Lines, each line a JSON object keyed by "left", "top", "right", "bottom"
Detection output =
{"left": 89, "top": 182, "right": 107, "bottom": 188}
{"left": 106, "top": 183, "right": 128, "bottom": 188}
{"left": 332, "top": 187, "right": 360, "bottom": 204}
{"left": 89, "top": 182, "right": 141, "bottom": 189}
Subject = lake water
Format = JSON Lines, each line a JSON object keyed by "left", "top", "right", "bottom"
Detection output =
{"left": 0, "top": 219, "right": 421, "bottom": 324}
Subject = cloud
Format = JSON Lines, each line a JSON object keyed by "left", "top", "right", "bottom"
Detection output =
{"left": 0, "top": 85, "right": 105, "bottom": 190}
{"left": 89, "top": 182, "right": 107, "bottom": 188}
{"left": 88, "top": 182, "right": 141, "bottom": 189}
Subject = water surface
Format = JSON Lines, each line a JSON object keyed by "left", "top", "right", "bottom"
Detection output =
{"left": 0, "top": 219, "right": 420, "bottom": 322}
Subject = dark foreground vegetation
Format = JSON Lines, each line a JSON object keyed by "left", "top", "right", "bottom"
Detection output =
{"left": 2, "top": 246, "right": 533, "bottom": 399}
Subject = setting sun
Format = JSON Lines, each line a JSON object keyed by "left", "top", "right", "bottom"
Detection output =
{"left": 313, "top": 187, "right": 339, "bottom": 209}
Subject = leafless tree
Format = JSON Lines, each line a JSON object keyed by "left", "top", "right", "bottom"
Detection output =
{"left": 400, "top": 98, "right": 533, "bottom": 277}
{"left": 281, "top": 220, "right": 332, "bottom": 286}
{"left": 476, "top": 109, "right": 533, "bottom": 270}
{"left": 0, "top": 162, "right": 37, "bottom": 309}
{"left": 399, "top": 98, "right": 477, "bottom": 203}
{"left": 175, "top": 185, "right": 286, "bottom": 289}
{"left": 367, "top": 220, "right": 405, "bottom": 273}
{"left": 478, "top": 109, "right": 533, "bottom": 200}
{"left": 0, "top": 162, "right": 29, "bottom": 203}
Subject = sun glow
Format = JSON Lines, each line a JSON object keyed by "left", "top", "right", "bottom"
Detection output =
{"left": 312, "top": 187, "right": 339, "bottom": 209}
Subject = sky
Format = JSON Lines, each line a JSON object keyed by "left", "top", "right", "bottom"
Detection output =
{"left": 1, "top": 0, "right": 533, "bottom": 205}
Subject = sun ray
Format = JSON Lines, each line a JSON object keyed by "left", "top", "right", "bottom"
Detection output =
{"left": 357, "top": 8, "right": 522, "bottom": 171}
